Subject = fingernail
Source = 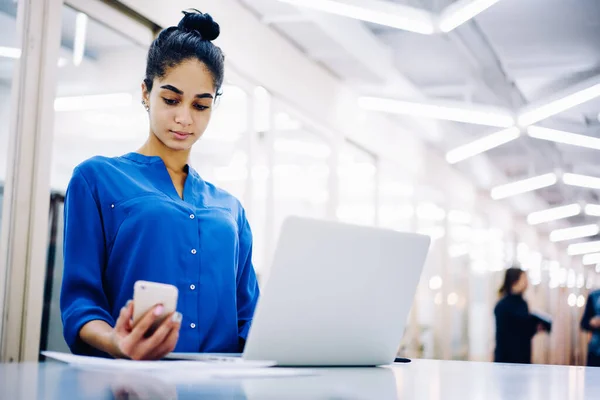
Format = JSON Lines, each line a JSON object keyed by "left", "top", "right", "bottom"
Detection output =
{"left": 154, "top": 305, "right": 164, "bottom": 316}
{"left": 172, "top": 312, "right": 182, "bottom": 323}
{"left": 125, "top": 300, "right": 132, "bottom": 307}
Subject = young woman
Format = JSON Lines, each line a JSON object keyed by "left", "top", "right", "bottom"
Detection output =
{"left": 580, "top": 288, "right": 600, "bottom": 367}
{"left": 60, "top": 10, "right": 259, "bottom": 360}
{"left": 493, "top": 267, "right": 545, "bottom": 364}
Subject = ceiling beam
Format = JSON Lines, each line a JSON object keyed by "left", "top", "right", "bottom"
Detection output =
{"left": 445, "top": 23, "right": 526, "bottom": 109}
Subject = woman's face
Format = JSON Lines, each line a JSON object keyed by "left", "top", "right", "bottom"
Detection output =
{"left": 511, "top": 272, "right": 528, "bottom": 294}
{"left": 142, "top": 59, "right": 216, "bottom": 152}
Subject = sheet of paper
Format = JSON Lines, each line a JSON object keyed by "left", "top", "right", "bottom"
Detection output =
{"left": 42, "top": 351, "right": 275, "bottom": 370}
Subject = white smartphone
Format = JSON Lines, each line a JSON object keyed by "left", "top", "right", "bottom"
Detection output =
{"left": 132, "top": 281, "right": 179, "bottom": 330}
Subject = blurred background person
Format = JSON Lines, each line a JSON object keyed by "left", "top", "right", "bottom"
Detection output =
{"left": 494, "top": 267, "right": 547, "bottom": 364}
{"left": 581, "top": 287, "right": 600, "bottom": 367}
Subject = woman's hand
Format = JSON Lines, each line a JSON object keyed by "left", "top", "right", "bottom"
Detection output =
{"left": 590, "top": 316, "right": 600, "bottom": 329}
{"left": 109, "top": 300, "right": 182, "bottom": 360}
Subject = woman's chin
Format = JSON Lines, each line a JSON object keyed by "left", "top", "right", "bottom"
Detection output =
{"left": 163, "top": 137, "right": 195, "bottom": 152}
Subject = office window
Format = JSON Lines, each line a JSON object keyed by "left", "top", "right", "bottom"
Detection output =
{"left": 0, "top": 0, "right": 20, "bottom": 244}
{"left": 51, "top": 5, "right": 150, "bottom": 191}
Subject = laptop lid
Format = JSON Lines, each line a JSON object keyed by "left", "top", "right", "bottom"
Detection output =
{"left": 243, "top": 216, "right": 430, "bottom": 366}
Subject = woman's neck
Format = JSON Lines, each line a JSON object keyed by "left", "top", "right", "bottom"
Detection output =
{"left": 138, "top": 134, "right": 190, "bottom": 173}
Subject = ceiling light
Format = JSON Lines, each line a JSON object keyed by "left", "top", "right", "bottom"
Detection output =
{"left": 446, "top": 127, "right": 520, "bottom": 164}
{"left": 73, "top": 12, "right": 89, "bottom": 66}
{"left": 0, "top": 46, "right": 21, "bottom": 59}
{"left": 491, "top": 173, "right": 557, "bottom": 200}
{"left": 518, "top": 82, "right": 600, "bottom": 126}
{"left": 527, "top": 204, "right": 581, "bottom": 225}
{"left": 1, "top": 47, "right": 72, "bottom": 68}
{"left": 439, "top": 0, "right": 501, "bottom": 32}
{"left": 568, "top": 241, "right": 600, "bottom": 256}
{"left": 583, "top": 253, "right": 600, "bottom": 266}
{"left": 527, "top": 126, "right": 600, "bottom": 150}
{"left": 585, "top": 204, "right": 600, "bottom": 217}
{"left": 562, "top": 173, "right": 600, "bottom": 189}
{"left": 550, "top": 224, "right": 599, "bottom": 242}
{"left": 358, "top": 97, "right": 514, "bottom": 127}
{"left": 54, "top": 93, "right": 133, "bottom": 112}
{"left": 276, "top": 0, "right": 435, "bottom": 34}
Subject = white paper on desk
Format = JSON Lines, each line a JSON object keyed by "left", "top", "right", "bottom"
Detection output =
{"left": 42, "top": 351, "right": 274, "bottom": 370}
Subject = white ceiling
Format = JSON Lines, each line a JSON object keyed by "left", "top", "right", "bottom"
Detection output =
{"left": 237, "top": 0, "right": 600, "bottom": 238}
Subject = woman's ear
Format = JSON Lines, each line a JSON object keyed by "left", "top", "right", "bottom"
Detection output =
{"left": 141, "top": 81, "right": 150, "bottom": 105}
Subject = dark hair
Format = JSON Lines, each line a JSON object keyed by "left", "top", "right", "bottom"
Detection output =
{"left": 144, "top": 9, "right": 225, "bottom": 96}
{"left": 499, "top": 267, "right": 524, "bottom": 296}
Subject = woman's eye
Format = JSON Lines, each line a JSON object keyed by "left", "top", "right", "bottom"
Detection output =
{"left": 194, "top": 104, "right": 209, "bottom": 111}
{"left": 162, "top": 97, "right": 178, "bottom": 105}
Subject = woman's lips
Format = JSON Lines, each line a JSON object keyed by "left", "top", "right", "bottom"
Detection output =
{"left": 170, "top": 130, "right": 192, "bottom": 140}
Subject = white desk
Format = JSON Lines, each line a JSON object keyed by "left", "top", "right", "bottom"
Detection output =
{"left": 1, "top": 358, "right": 599, "bottom": 399}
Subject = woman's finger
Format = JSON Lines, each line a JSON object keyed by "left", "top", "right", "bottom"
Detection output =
{"left": 129, "top": 304, "right": 164, "bottom": 344}
{"left": 114, "top": 300, "right": 133, "bottom": 334}
{"left": 148, "top": 321, "right": 181, "bottom": 360}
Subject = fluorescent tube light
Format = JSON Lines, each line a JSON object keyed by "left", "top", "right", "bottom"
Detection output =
{"left": 585, "top": 204, "right": 600, "bottom": 217}
{"left": 446, "top": 127, "right": 520, "bottom": 164}
{"left": 563, "top": 173, "right": 600, "bottom": 190}
{"left": 73, "top": 12, "right": 88, "bottom": 66}
{"left": 439, "top": 0, "right": 501, "bottom": 32}
{"left": 568, "top": 241, "right": 600, "bottom": 256}
{"left": 583, "top": 253, "right": 600, "bottom": 266}
{"left": 518, "top": 83, "right": 600, "bottom": 126}
{"left": 491, "top": 173, "right": 557, "bottom": 200}
{"left": 0, "top": 46, "right": 21, "bottom": 59}
{"left": 276, "top": 0, "right": 435, "bottom": 34}
{"left": 358, "top": 96, "right": 514, "bottom": 127}
{"left": 550, "top": 224, "right": 599, "bottom": 242}
{"left": 527, "top": 126, "right": 600, "bottom": 150}
{"left": 527, "top": 204, "right": 581, "bottom": 225}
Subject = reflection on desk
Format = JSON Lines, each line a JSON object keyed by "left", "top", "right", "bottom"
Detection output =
{"left": 1, "top": 359, "right": 600, "bottom": 399}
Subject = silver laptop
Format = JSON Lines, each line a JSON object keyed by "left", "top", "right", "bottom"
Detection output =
{"left": 168, "top": 216, "right": 429, "bottom": 366}
{"left": 241, "top": 216, "right": 430, "bottom": 366}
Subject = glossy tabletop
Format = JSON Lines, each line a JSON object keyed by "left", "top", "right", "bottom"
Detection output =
{"left": 1, "top": 358, "right": 600, "bottom": 399}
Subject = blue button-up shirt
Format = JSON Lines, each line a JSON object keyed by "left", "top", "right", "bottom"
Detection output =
{"left": 60, "top": 152, "right": 259, "bottom": 356}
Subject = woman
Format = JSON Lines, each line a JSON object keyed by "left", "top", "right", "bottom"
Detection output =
{"left": 494, "top": 267, "right": 544, "bottom": 364}
{"left": 580, "top": 288, "right": 600, "bottom": 367}
{"left": 60, "top": 10, "right": 260, "bottom": 360}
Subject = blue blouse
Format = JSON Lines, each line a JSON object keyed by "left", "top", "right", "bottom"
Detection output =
{"left": 60, "top": 152, "right": 259, "bottom": 356}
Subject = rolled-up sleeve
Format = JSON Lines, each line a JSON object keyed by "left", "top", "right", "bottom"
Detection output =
{"left": 60, "top": 168, "right": 114, "bottom": 354}
{"left": 236, "top": 207, "right": 260, "bottom": 345}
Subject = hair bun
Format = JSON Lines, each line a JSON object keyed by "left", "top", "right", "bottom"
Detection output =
{"left": 178, "top": 9, "right": 220, "bottom": 41}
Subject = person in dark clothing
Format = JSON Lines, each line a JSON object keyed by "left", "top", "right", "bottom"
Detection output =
{"left": 580, "top": 289, "right": 600, "bottom": 367}
{"left": 494, "top": 267, "right": 547, "bottom": 364}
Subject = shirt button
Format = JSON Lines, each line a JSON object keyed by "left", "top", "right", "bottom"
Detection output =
{"left": 191, "top": 249, "right": 197, "bottom": 255}
{"left": 190, "top": 284, "right": 196, "bottom": 290}
{"left": 190, "top": 323, "right": 196, "bottom": 329}
{"left": 111, "top": 204, "right": 114, "bottom": 208}
{"left": 190, "top": 214, "right": 195, "bottom": 219}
